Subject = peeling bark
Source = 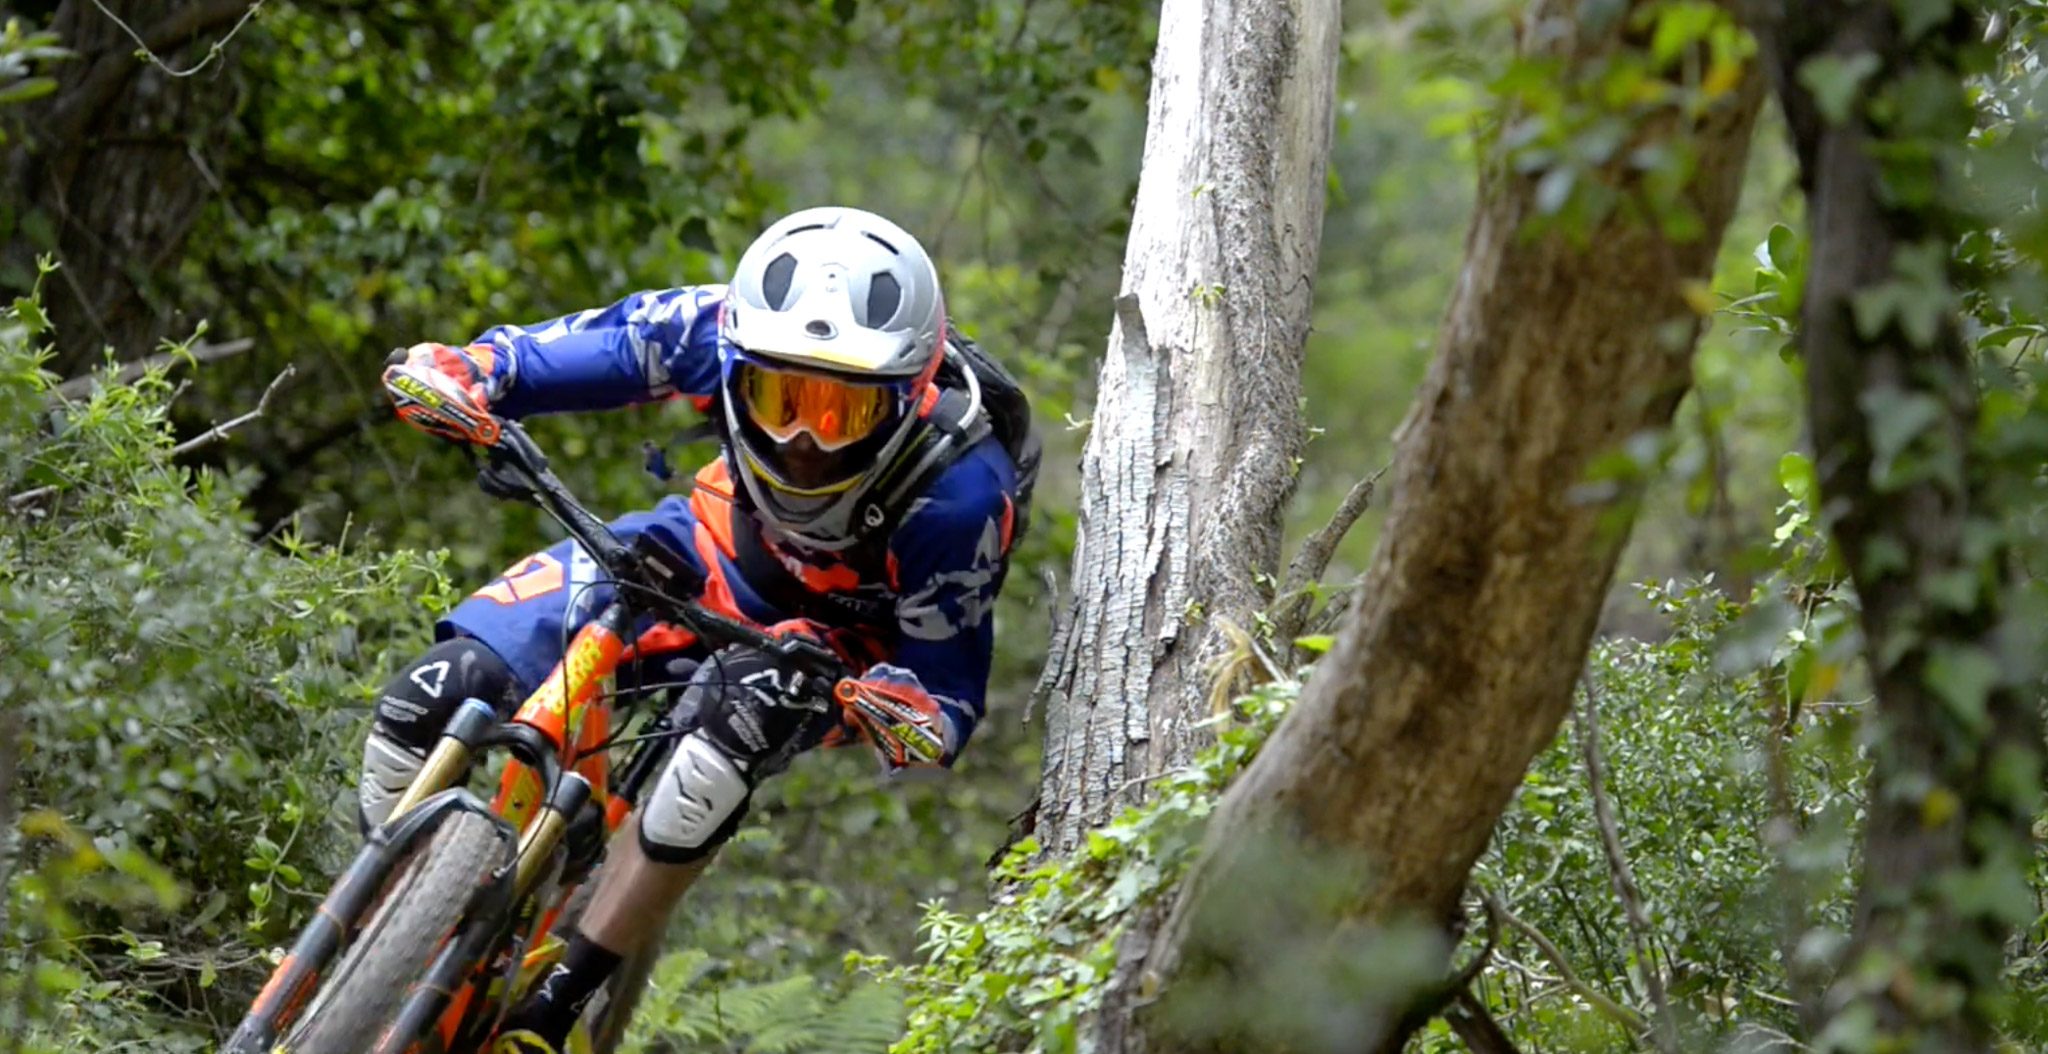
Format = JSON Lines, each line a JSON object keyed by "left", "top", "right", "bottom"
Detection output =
{"left": 1033, "top": 0, "right": 1339, "bottom": 853}
{"left": 1087, "top": 3, "right": 1766, "bottom": 1049}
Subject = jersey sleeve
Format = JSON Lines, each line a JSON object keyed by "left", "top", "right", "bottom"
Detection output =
{"left": 472, "top": 285, "right": 727, "bottom": 418}
{"left": 874, "top": 442, "right": 1019, "bottom": 763}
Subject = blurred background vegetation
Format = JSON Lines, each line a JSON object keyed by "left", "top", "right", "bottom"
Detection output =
{"left": 3, "top": 0, "right": 2045, "bottom": 1051}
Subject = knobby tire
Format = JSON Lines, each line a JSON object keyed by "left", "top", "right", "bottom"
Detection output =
{"left": 282, "top": 810, "right": 508, "bottom": 1054}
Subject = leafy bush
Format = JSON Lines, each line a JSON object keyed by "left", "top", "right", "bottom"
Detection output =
{"left": 870, "top": 680, "right": 1300, "bottom": 1054}
{"left": 0, "top": 283, "right": 451, "bottom": 1050}
{"left": 623, "top": 948, "right": 905, "bottom": 1054}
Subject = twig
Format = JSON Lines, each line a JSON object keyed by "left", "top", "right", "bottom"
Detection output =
{"left": 1391, "top": 895, "right": 1507, "bottom": 1046}
{"left": 5, "top": 485, "right": 55, "bottom": 511}
{"left": 1762, "top": 675, "right": 1824, "bottom": 1036}
{"left": 1446, "top": 988, "right": 1524, "bottom": 1054}
{"left": 1484, "top": 891, "right": 1647, "bottom": 1035}
{"left": 86, "top": 0, "right": 265, "bottom": 78}
{"left": 1270, "top": 463, "right": 1388, "bottom": 644}
{"left": 168, "top": 365, "right": 294, "bottom": 456}
{"left": 1281, "top": 463, "right": 1389, "bottom": 597}
{"left": 1576, "top": 675, "right": 1679, "bottom": 1053}
{"left": 53, "top": 338, "right": 255, "bottom": 400}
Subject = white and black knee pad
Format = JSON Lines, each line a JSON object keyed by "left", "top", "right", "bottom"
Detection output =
{"left": 359, "top": 637, "right": 517, "bottom": 828}
{"left": 633, "top": 647, "right": 837, "bottom": 863}
{"left": 637, "top": 732, "right": 753, "bottom": 863}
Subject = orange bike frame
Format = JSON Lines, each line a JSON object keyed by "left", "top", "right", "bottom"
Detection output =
{"left": 426, "top": 604, "right": 697, "bottom": 1051}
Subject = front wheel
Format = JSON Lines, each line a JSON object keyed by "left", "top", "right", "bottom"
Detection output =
{"left": 283, "top": 810, "right": 510, "bottom": 1054}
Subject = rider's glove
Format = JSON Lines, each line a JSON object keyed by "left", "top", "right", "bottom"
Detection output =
{"left": 834, "top": 665, "right": 961, "bottom": 770}
{"left": 397, "top": 342, "right": 504, "bottom": 406}
{"left": 755, "top": 621, "right": 956, "bottom": 769}
{"left": 383, "top": 342, "right": 507, "bottom": 445}
{"left": 691, "top": 644, "right": 836, "bottom": 770}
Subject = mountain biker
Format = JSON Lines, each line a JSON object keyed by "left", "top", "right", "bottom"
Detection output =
{"left": 357, "top": 207, "right": 1034, "bottom": 1054}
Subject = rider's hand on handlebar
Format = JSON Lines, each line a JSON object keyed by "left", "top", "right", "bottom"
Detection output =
{"left": 393, "top": 342, "right": 502, "bottom": 401}
{"left": 382, "top": 342, "right": 505, "bottom": 447}
{"left": 833, "top": 670, "right": 956, "bottom": 770}
{"left": 758, "top": 620, "right": 950, "bottom": 768}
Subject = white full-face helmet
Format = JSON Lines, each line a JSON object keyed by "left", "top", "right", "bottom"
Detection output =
{"left": 716, "top": 206, "right": 947, "bottom": 549}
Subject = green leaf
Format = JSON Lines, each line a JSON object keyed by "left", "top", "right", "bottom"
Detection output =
{"left": 1892, "top": 0, "right": 1954, "bottom": 41}
{"left": 1797, "top": 52, "right": 1881, "bottom": 126}
{"left": 1860, "top": 387, "right": 1944, "bottom": 482}
{"left": 1535, "top": 166, "right": 1576, "bottom": 216}
{"left": 1926, "top": 644, "right": 1999, "bottom": 731}
{"left": 13, "top": 294, "right": 47, "bottom": 336}
{"left": 0, "top": 76, "right": 55, "bottom": 105}
{"left": 1776, "top": 450, "right": 1815, "bottom": 502}
{"left": 1294, "top": 634, "right": 1334, "bottom": 654}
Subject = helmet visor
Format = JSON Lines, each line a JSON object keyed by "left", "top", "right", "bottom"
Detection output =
{"left": 739, "top": 364, "right": 897, "bottom": 452}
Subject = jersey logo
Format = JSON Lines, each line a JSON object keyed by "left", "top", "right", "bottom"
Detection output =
{"left": 473, "top": 553, "right": 566, "bottom": 605}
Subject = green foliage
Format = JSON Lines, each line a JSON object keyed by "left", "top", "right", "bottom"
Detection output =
{"left": 0, "top": 16, "right": 66, "bottom": 117}
{"left": 1412, "top": 573, "right": 1868, "bottom": 1053}
{"left": 1488, "top": 0, "right": 1755, "bottom": 242}
{"left": 623, "top": 949, "right": 905, "bottom": 1054}
{"left": 874, "top": 682, "right": 1298, "bottom": 1054}
{"left": 0, "top": 287, "right": 451, "bottom": 1050}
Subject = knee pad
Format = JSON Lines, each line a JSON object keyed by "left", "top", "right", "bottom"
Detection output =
{"left": 361, "top": 637, "right": 517, "bottom": 828}
{"left": 371, "top": 637, "right": 519, "bottom": 752}
{"left": 637, "top": 733, "right": 753, "bottom": 864}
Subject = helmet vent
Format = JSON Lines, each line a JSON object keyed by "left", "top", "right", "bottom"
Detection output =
{"left": 863, "top": 232, "right": 900, "bottom": 254}
{"left": 866, "top": 272, "right": 901, "bottom": 324}
{"left": 763, "top": 252, "right": 799, "bottom": 308}
{"left": 805, "top": 319, "right": 837, "bottom": 338}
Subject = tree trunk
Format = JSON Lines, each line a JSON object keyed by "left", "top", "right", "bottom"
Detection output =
{"left": 1092, "top": 3, "right": 1766, "bottom": 1049}
{"left": 1, "top": 1, "right": 251, "bottom": 372}
{"left": 1031, "top": 0, "right": 1339, "bottom": 853}
{"left": 1752, "top": 3, "right": 2042, "bottom": 1048}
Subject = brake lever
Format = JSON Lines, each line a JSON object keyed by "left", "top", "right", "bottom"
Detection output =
{"left": 771, "top": 635, "right": 855, "bottom": 691}
{"left": 476, "top": 446, "right": 540, "bottom": 502}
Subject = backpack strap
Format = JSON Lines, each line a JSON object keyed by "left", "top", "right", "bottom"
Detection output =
{"left": 854, "top": 369, "right": 991, "bottom": 537}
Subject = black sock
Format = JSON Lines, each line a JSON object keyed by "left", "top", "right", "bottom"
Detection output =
{"left": 504, "top": 929, "right": 625, "bottom": 1044}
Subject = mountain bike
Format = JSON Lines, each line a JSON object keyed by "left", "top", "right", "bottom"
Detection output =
{"left": 221, "top": 362, "right": 868, "bottom": 1054}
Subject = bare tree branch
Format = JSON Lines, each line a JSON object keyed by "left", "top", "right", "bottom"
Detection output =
{"left": 1445, "top": 989, "right": 1523, "bottom": 1054}
{"left": 40, "top": 0, "right": 260, "bottom": 160}
{"left": 1576, "top": 673, "right": 1679, "bottom": 1052}
{"left": 1486, "top": 892, "right": 1646, "bottom": 1036}
{"left": 85, "top": 0, "right": 265, "bottom": 77}
{"left": 1270, "top": 462, "right": 1387, "bottom": 644}
{"left": 7, "top": 364, "right": 293, "bottom": 512}
{"left": 170, "top": 364, "right": 293, "bottom": 456}
{"left": 52, "top": 338, "right": 254, "bottom": 399}
{"left": 1280, "top": 463, "right": 1387, "bottom": 598}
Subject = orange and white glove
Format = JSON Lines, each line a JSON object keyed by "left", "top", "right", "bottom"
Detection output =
{"left": 833, "top": 667, "right": 961, "bottom": 770}
{"left": 381, "top": 342, "right": 506, "bottom": 446}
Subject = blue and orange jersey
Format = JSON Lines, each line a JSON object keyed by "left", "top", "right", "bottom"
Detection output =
{"left": 439, "top": 286, "right": 1017, "bottom": 763}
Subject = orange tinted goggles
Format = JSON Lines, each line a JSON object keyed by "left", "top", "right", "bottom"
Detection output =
{"left": 739, "top": 364, "right": 897, "bottom": 451}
